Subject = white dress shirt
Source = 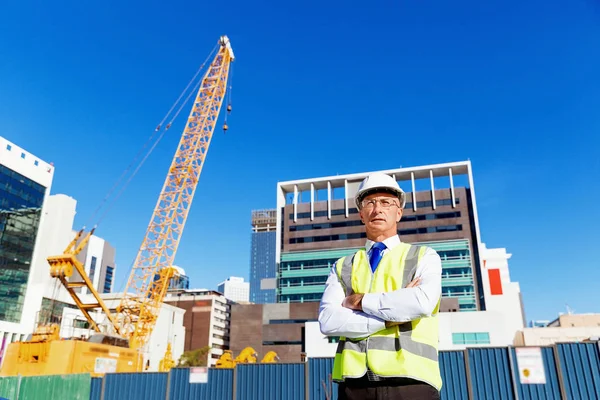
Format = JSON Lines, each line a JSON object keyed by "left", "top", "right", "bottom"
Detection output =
{"left": 318, "top": 234, "right": 442, "bottom": 339}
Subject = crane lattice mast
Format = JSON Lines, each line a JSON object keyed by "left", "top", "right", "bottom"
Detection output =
{"left": 116, "top": 36, "right": 234, "bottom": 350}
{"left": 48, "top": 36, "right": 234, "bottom": 357}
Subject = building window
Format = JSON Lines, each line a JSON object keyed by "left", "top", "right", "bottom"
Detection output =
{"left": 262, "top": 341, "right": 303, "bottom": 346}
{"left": 20, "top": 152, "right": 26, "bottom": 159}
{"left": 89, "top": 256, "right": 97, "bottom": 283}
{"left": 269, "top": 319, "right": 317, "bottom": 324}
{"left": 405, "top": 198, "right": 460, "bottom": 209}
{"left": 289, "top": 208, "right": 359, "bottom": 220}
{"left": 452, "top": 332, "right": 490, "bottom": 345}
{"left": 104, "top": 266, "right": 113, "bottom": 293}
{"left": 34, "top": 160, "right": 39, "bottom": 166}
{"left": 289, "top": 219, "right": 364, "bottom": 232}
{"left": 6, "top": 144, "right": 11, "bottom": 151}
{"left": 401, "top": 211, "right": 461, "bottom": 222}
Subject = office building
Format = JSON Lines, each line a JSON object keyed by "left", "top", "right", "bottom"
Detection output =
{"left": 73, "top": 233, "right": 116, "bottom": 296}
{"left": 277, "top": 161, "right": 486, "bottom": 310}
{"left": 32, "top": 194, "right": 117, "bottom": 325}
{"left": 0, "top": 136, "right": 54, "bottom": 344}
{"left": 275, "top": 161, "right": 525, "bottom": 352}
{"left": 164, "top": 289, "right": 231, "bottom": 367}
{"left": 515, "top": 314, "right": 600, "bottom": 346}
{"left": 168, "top": 266, "right": 190, "bottom": 290}
{"left": 0, "top": 135, "right": 120, "bottom": 353}
{"left": 218, "top": 276, "right": 249, "bottom": 303}
{"left": 249, "top": 209, "right": 277, "bottom": 304}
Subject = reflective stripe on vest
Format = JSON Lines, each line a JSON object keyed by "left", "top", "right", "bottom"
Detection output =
{"left": 332, "top": 243, "right": 442, "bottom": 390}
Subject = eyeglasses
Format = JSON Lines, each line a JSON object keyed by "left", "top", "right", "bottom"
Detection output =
{"left": 360, "top": 197, "right": 399, "bottom": 210}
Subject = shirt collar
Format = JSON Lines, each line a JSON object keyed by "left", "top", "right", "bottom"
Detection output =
{"left": 365, "top": 234, "right": 401, "bottom": 253}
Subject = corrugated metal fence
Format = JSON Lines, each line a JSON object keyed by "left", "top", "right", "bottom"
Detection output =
{"left": 0, "top": 343, "right": 598, "bottom": 399}
{"left": 236, "top": 363, "right": 305, "bottom": 400}
{"left": 0, "top": 374, "right": 90, "bottom": 400}
{"left": 308, "top": 358, "right": 337, "bottom": 400}
{"left": 439, "top": 350, "right": 469, "bottom": 400}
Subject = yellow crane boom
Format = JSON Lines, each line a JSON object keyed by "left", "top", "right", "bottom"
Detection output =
{"left": 47, "top": 35, "right": 233, "bottom": 349}
{"left": 117, "top": 35, "right": 234, "bottom": 350}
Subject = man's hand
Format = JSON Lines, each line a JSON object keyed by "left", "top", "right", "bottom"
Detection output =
{"left": 406, "top": 276, "right": 421, "bottom": 288}
{"left": 384, "top": 276, "right": 421, "bottom": 328}
{"left": 342, "top": 293, "right": 364, "bottom": 311}
{"left": 341, "top": 276, "right": 421, "bottom": 313}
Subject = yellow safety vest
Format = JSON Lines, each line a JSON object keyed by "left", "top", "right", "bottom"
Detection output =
{"left": 332, "top": 243, "right": 442, "bottom": 391}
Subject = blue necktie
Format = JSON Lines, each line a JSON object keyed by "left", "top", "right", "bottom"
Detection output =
{"left": 369, "top": 242, "right": 387, "bottom": 273}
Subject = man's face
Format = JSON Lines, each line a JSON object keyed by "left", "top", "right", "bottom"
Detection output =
{"left": 359, "top": 192, "right": 402, "bottom": 239}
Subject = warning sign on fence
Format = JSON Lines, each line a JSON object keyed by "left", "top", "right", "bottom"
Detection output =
{"left": 515, "top": 347, "right": 546, "bottom": 384}
{"left": 189, "top": 367, "right": 209, "bottom": 383}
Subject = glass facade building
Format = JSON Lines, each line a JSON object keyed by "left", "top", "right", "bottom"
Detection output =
{"left": 0, "top": 164, "right": 46, "bottom": 322}
{"left": 278, "top": 248, "right": 358, "bottom": 303}
{"left": 169, "top": 274, "right": 190, "bottom": 290}
{"left": 277, "top": 239, "right": 476, "bottom": 311}
{"left": 250, "top": 230, "right": 276, "bottom": 304}
{"left": 419, "top": 239, "right": 476, "bottom": 311}
{"left": 275, "top": 162, "right": 486, "bottom": 312}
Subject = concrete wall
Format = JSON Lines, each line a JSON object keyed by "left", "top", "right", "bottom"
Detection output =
{"left": 479, "top": 244, "right": 525, "bottom": 344}
{"left": 550, "top": 314, "right": 600, "bottom": 328}
{"left": 515, "top": 326, "right": 600, "bottom": 346}
{"left": 0, "top": 136, "right": 54, "bottom": 188}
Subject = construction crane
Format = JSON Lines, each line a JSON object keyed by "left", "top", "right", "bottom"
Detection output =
{"left": 0, "top": 35, "right": 235, "bottom": 377}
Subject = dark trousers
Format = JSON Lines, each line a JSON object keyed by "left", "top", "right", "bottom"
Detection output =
{"left": 338, "top": 375, "right": 440, "bottom": 400}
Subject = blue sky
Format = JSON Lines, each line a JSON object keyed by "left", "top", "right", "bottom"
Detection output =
{"left": 1, "top": 0, "right": 598, "bottom": 321}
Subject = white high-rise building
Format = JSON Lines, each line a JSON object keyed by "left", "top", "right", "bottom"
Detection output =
{"left": 0, "top": 137, "right": 121, "bottom": 362}
{"left": 0, "top": 136, "right": 55, "bottom": 349}
{"left": 30, "top": 194, "right": 117, "bottom": 325}
{"left": 72, "top": 233, "right": 116, "bottom": 296}
{"left": 218, "top": 277, "right": 250, "bottom": 303}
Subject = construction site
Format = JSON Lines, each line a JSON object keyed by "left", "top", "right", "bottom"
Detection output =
{"left": 1, "top": 1, "right": 600, "bottom": 399}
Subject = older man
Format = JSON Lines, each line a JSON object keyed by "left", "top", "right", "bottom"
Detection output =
{"left": 318, "top": 172, "right": 442, "bottom": 400}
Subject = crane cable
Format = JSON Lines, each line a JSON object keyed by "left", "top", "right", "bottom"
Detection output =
{"left": 83, "top": 43, "right": 219, "bottom": 231}
{"left": 224, "top": 62, "right": 234, "bottom": 126}
{"left": 156, "top": 43, "right": 219, "bottom": 132}
{"left": 94, "top": 42, "right": 225, "bottom": 309}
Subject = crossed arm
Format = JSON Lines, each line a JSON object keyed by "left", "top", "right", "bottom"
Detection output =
{"left": 318, "top": 248, "right": 442, "bottom": 339}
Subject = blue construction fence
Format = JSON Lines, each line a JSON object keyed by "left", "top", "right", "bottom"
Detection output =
{"left": 2, "top": 343, "right": 598, "bottom": 400}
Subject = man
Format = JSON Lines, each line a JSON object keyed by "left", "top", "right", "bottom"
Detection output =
{"left": 318, "top": 172, "right": 442, "bottom": 400}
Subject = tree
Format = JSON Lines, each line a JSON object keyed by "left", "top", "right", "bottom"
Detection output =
{"left": 178, "top": 346, "right": 210, "bottom": 367}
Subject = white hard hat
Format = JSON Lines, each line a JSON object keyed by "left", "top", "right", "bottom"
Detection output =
{"left": 355, "top": 172, "right": 406, "bottom": 209}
